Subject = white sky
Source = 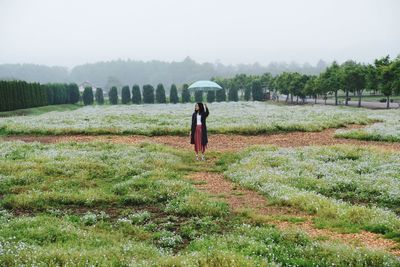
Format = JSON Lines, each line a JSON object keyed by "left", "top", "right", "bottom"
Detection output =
{"left": 0, "top": 0, "right": 399, "bottom": 67}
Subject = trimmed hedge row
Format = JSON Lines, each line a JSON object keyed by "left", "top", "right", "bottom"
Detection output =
{"left": 0, "top": 81, "right": 80, "bottom": 112}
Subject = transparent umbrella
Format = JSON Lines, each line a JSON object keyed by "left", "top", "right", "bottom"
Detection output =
{"left": 188, "top": 80, "right": 222, "bottom": 92}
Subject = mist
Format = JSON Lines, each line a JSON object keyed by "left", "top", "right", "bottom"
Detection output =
{"left": 0, "top": 0, "right": 399, "bottom": 69}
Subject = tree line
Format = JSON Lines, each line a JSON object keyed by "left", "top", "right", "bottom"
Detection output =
{"left": 1, "top": 55, "right": 399, "bottom": 111}
{"left": 0, "top": 57, "right": 328, "bottom": 87}
{"left": 214, "top": 55, "right": 400, "bottom": 108}
{"left": 0, "top": 81, "right": 80, "bottom": 112}
{"left": 81, "top": 83, "right": 230, "bottom": 105}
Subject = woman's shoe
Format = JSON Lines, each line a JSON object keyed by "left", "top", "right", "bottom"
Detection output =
{"left": 201, "top": 155, "right": 205, "bottom": 161}
{"left": 196, "top": 155, "right": 199, "bottom": 161}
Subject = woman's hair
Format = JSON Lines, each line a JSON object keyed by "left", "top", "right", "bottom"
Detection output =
{"left": 195, "top": 102, "right": 204, "bottom": 114}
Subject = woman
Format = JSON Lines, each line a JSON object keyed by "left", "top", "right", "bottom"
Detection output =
{"left": 190, "top": 102, "right": 209, "bottom": 160}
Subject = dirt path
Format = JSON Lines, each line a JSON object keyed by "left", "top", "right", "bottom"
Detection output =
{"left": 2, "top": 127, "right": 400, "bottom": 151}
{"left": 188, "top": 171, "right": 400, "bottom": 256}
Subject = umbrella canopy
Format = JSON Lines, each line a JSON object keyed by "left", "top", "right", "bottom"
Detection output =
{"left": 188, "top": 80, "right": 222, "bottom": 91}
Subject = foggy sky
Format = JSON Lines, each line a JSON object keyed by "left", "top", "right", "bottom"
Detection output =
{"left": 0, "top": 0, "right": 399, "bottom": 68}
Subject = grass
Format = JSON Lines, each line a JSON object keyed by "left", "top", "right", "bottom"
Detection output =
{"left": 0, "top": 104, "right": 82, "bottom": 117}
{"left": 1, "top": 141, "right": 399, "bottom": 265}
{"left": 223, "top": 145, "right": 400, "bottom": 238}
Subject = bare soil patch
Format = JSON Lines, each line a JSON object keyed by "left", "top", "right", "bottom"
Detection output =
{"left": 2, "top": 126, "right": 400, "bottom": 151}
{"left": 188, "top": 171, "right": 400, "bottom": 256}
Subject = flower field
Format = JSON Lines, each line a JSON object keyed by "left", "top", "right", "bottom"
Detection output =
{"left": 1, "top": 141, "right": 399, "bottom": 265}
{"left": 1, "top": 103, "right": 400, "bottom": 265}
{"left": 0, "top": 102, "right": 377, "bottom": 136}
{"left": 335, "top": 109, "right": 400, "bottom": 142}
{"left": 224, "top": 145, "right": 400, "bottom": 236}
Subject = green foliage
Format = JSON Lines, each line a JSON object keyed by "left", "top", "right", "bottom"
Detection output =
{"left": 143, "top": 84, "right": 155, "bottom": 104}
{"left": 82, "top": 87, "right": 94, "bottom": 105}
{"left": 131, "top": 84, "right": 141, "bottom": 104}
{"left": 251, "top": 79, "right": 264, "bottom": 101}
{"left": 206, "top": 90, "right": 215, "bottom": 103}
{"left": 244, "top": 87, "right": 251, "bottom": 101}
{"left": 216, "top": 88, "right": 226, "bottom": 102}
{"left": 181, "top": 84, "right": 191, "bottom": 103}
{"left": 121, "top": 85, "right": 131, "bottom": 104}
{"left": 0, "top": 81, "right": 48, "bottom": 112}
{"left": 67, "top": 83, "right": 80, "bottom": 104}
{"left": 194, "top": 90, "right": 203, "bottom": 102}
{"left": 155, "top": 83, "right": 166, "bottom": 103}
{"left": 108, "top": 86, "right": 118, "bottom": 104}
{"left": 95, "top": 88, "right": 104, "bottom": 104}
{"left": 228, "top": 87, "right": 238, "bottom": 102}
{"left": 44, "top": 83, "right": 70, "bottom": 105}
{"left": 169, "top": 84, "right": 179, "bottom": 104}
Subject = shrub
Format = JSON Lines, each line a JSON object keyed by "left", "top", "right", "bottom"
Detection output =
{"left": 181, "top": 84, "right": 191, "bottom": 103}
{"left": 143, "top": 84, "right": 155, "bottom": 104}
{"left": 109, "top": 86, "right": 118, "bottom": 104}
{"left": 156, "top": 83, "right": 166, "bottom": 103}
{"left": 121, "top": 86, "right": 131, "bottom": 104}
{"left": 82, "top": 87, "right": 94, "bottom": 105}
{"left": 67, "top": 83, "right": 80, "bottom": 104}
{"left": 131, "top": 84, "right": 141, "bottom": 104}
{"left": 251, "top": 80, "right": 263, "bottom": 101}
{"left": 169, "top": 84, "right": 179, "bottom": 104}
{"left": 95, "top": 88, "right": 104, "bottom": 104}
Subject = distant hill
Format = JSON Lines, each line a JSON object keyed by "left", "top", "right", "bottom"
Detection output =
{"left": 0, "top": 57, "right": 328, "bottom": 90}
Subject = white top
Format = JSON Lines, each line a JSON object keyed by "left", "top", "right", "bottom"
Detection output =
{"left": 196, "top": 114, "right": 202, "bottom": 125}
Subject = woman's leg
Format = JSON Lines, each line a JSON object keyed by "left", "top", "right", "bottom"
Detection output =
{"left": 201, "top": 144, "right": 206, "bottom": 160}
{"left": 194, "top": 126, "right": 202, "bottom": 160}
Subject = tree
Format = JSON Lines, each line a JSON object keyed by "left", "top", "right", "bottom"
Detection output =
{"left": 67, "top": 83, "right": 80, "bottom": 104}
{"left": 320, "top": 61, "right": 341, "bottom": 105}
{"left": 131, "top": 84, "right": 141, "bottom": 104}
{"left": 82, "top": 86, "right": 94, "bottom": 105}
{"left": 365, "top": 64, "right": 378, "bottom": 95}
{"left": 143, "top": 84, "right": 155, "bottom": 103}
{"left": 274, "top": 72, "right": 291, "bottom": 102}
{"left": 181, "top": 84, "right": 191, "bottom": 103}
{"left": 341, "top": 61, "right": 366, "bottom": 107}
{"left": 251, "top": 79, "right": 263, "bottom": 101}
{"left": 228, "top": 87, "right": 239, "bottom": 102}
{"left": 95, "top": 88, "right": 104, "bottom": 104}
{"left": 121, "top": 85, "right": 131, "bottom": 104}
{"left": 109, "top": 86, "right": 119, "bottom": 104}
{"left": 169, "top": 84, "right": 179, "bottom": 104}
{"left": 376, "top": 56, "right": 400, "bottom": 108}
{"left": 194, "top": 90, "right": 203, "bottom": 102}
{"left": 303, "top": 75, "right": 318, "bottom": 103}
{"left": 244, "top": 87, "right": 251, "bottom": 101}
{"left": 216, "top": 88, "right": 226, "bottom": 102}
{"left": 233, "top": 74, "right": 250, "bottom": 99}
{"left": 207, "top": 90, "right": 215, "bottom": 102}
{"left": 156, "top": 83, "right": 166, "bottom": 103}
{"left": 341, "top": 60, "right": 358, "bottom": 106}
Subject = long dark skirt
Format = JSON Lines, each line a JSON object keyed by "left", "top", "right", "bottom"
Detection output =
{"left": 194, "top": 125, "right": 206, "bottom": 153}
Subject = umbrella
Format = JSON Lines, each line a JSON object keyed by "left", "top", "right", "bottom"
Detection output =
{"left": 188, "top": 80, "right": 222, "bottom": 91}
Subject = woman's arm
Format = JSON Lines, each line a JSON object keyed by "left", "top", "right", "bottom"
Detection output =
{"left": 204, "top": 104, "right": 209, "bottom": 117}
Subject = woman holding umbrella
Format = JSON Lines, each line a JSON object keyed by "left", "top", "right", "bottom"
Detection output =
{"left": 190, "top": 102, "right": 209, "bottom": 161}
{"left": 188, "top": 80, "right": 221, "bottom": 161}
